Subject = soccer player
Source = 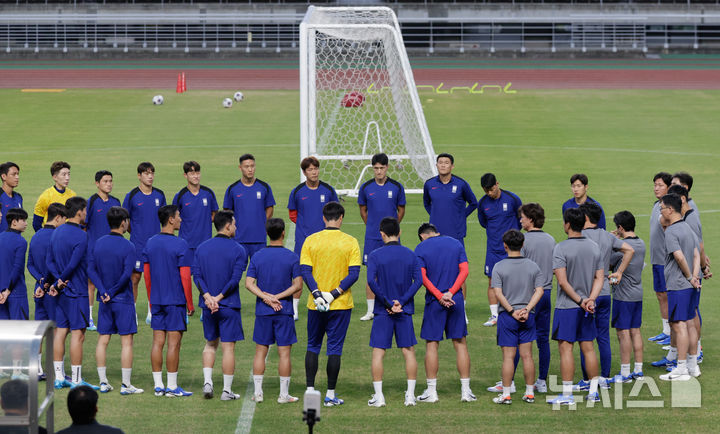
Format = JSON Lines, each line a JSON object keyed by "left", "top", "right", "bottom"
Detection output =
{"left": 33, "top": 161, "right": 75, "bottom": 232}
{"left": 193, "top": 211, "right": 249, "bottom": 401}
{"left": 301, "top": 202, "right": 361, "bottom": 407}
{"left": 490, "top": 229, "right": 544, "bottom": 405}
{"left": 658, "top": 194, "right": 701, "bottom": 381}
{"left": 172, "top": 161, "right": 219, "bottom": 255}
{"left": 477, "top": 173, "right": 522, "bottom": 327}
{"left": 358, "top": 153, "right": 406, "bottom": 322}
{"left": 245, "top": 218, "right": 303, "bottom": 404}
{"left": 123, "top": 162, "right": 167, "bottom": 325}
{"left": 366, "top": 217, "right": 422, "bottom": 407}
{"left": 287, "top": 156, "right": 337, "bottom": 321}
{"left": 88, "top": 207, "right": 143, "bottom": 395}
{"left": 86, "top": 170, "right": 121, "bottom": 332}
{"left": 47, "top": 196, "right": 98, "bottom": 390}
{"left": 0, "top": 162, "right": 22, "bottom": 233}
{"left": 548, "top": 208, "right": 604, "bottom": 405}
{"left": 223, "top": 154, "right": 275, "bottom": 259}
{"left": 0, "top": 208, "right": 29, "bottom": 321}
{"left": 145, "top": 205, "right": 194, "bottom": 397}
{"left": 28, "top": 203, "right": 66, "bottom": 324}
{"left": 577, "top": 202, "right": 634, "bottom": 389}
{"left": 607, "top": 211, "right": 646, "bottom": 383}
{"left": 561, "top": 173, "right": 606, "bottom": 229}
{"left": 414, "top": 223, "right": 475, "bottom": 403}
{"left": 648, "top": 172, "right": 673, "bottom": 346}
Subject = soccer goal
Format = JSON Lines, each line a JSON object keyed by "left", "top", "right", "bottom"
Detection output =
{"left": 299, "top": 6, "right": 438, "bottom": 196}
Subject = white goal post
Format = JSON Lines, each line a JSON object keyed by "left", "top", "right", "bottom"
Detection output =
{"left": 299, "top": 6, "right": 438, "bottom": 196}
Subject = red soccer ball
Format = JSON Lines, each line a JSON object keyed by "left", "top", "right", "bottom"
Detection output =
{"left": 341, "top": 92, "right": 365, "bottom": 108}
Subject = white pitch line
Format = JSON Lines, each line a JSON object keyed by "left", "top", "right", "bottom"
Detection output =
{"left": 235, "top": 222, "right": 297, "bottom": 434}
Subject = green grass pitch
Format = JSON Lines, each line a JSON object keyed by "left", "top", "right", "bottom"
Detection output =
{"left": 1, "top": 88, "right": 719, "bottom": 432}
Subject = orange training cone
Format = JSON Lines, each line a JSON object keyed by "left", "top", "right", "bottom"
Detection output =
{"left": 176, "top": 73, "right": 182, "bottom": 93}
{"left": 181, "top": 72, "right": 187, "bottom": 92}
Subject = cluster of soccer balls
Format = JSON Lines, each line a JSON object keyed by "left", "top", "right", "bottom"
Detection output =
{"left": 151, "top": 91, "right": 244, "bottom": 107}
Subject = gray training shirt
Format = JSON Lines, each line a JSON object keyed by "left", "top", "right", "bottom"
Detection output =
{"left": 610, "top": 237, "right": 646, "bottom": 302}
{"left": 491, "top": 257, "right": 543, "bottom": 313}
{"left": 649, "top": 201, "right": 666, "bottom": 265}
{"left": 521, "top": 230, "right": 556, "bottom": 291}
{"left": 582, "top": 227, "right": 626, "bottom": 297}
{"left": 683, "top": 208, "right": 703, "bottom": 243}
{"left": 552, "top": 237, "right": 603, "bottom": 309}
{"left": 664, "top": 220, "right": 697, "bottom": 291}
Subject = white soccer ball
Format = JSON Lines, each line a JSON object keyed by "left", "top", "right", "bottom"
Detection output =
{"left": 233, "top": 91, "right": 244, "bottom": 102}
{"left": 222, "top": 98, "right": 233, "bottom": 108}
{"left": 152, "top": 95, "right": 164, "bottom": 105}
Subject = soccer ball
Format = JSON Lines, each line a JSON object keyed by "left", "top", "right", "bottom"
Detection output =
{"left": 152, "top": 95, "right": 164, "bottom": 105}
{"left": 222, "top": 98, "right": 233, "bottom": 108}
{"left": 341, "top": 91, "right": 364, "bottom": 108}
{"left": 233, "top": 91, "right": 244, "bottom": 102}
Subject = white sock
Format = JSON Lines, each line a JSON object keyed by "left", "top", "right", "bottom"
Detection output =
{"left": 152, "top": 371, "right": 164, "bottom": 389}
{"left": 224, "top": 374, "right": 234, "bottom": 393}
{"left": 536, "top": 378, "right": 546, "bottom": 387}
{"left": 662, "top": 318, "right": 670, "bottom": 335}
{"left": 688, "top": 354, "right": 698, "bottom": 371}
{"left": 634, "top": 362, "right": 643, "bottom": 373}
{"left": 407, "top": 379, "right": 416, "bottom": 396}
{"left": 54, "top": 361, "right": 65, "bottom": 382}
{"left": 367, "top": 299, "right": 375, "bottom": 314}
{"left": 525, "top": 384, "right": 534, "bottom": 396}
{"left": 588, "top": 377, "right": 599, "bottom": 395}
{"left": 167, "top": 372, "right": 178, "bottom": 390}
{"left": 501, "top": 386, "right": 511, "bottom": 398}
{"left": 71, "top": 365, "right": 82, "bottom": 384}
{"left": 253, "top": 375, "right": 263, "bottom": 395}
{"left": 293, "top": 298, "right": 299, "bottom": 317}
{"left": 279, "top": 376, "right": 290, "bottom": 397}
{"left": 460, "top": 378, "right": 471, "bottom": 393}
{"left": 490, "top": 304, "right": 499, "bottom": 317}
{"left": 620, "top": 363, "right": 631, "bottom": 377}
{"left": 203, "top": 367, "right": 213, "bottom": 385}
{"left": 676, "top": 359, "right": 688, "bottom": 372}
{"left": 121, "top": 368, "right": 132, "bottom": 386}
{"left": 326, "top": 389, "right": 335, "bottom": 399}
{"left": 373, "top": 381, "right": 383, "bottom": 398}
{"left": 667, "top": 347, "right": 678, "bottom": 361}
{"left": 562, "top": 381, "right": 573, "bottom": 397}
{"left": 426, "top": 378, "right": 437, "bottom": 393}
{"left": 97, "top": 366, "right": 108, "bottom": 384}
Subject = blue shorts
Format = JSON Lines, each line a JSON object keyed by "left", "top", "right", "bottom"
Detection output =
{"left": 611, "top": 300, "right": 642, "bottom": 330}
{"left": 497, "top": 311, "right": 536, "bottom": 347}
{"left": 370, "top": 313, "right": 417, "bottom": 349}
{"left": 0, "top": 296, "right": 29, "bottom": 320}
{"left": 151, "top": 304, "right": 187, "bottom": 332}
{"left": 307, "top": 309, "right": 352, "bottom": 356}
{"left": 254, "top": 314, "right": 296, "bottom": 346}
{"left": 484, "top": 251, "right": 507, "bottom": 277}
{"left": 420, "top": 293, "right": 467, "bottom": 341}
{"left": 34, "top": 293, "right": 56, "bottom": 321}
{"left": 552, "top": 308, "right": 596, "bottom": 343}
{"left": 535, "top": 289, "right": 552, "bottom": 341}
{"left": 203, "top": 307, "right": 244, "bottom": 342}
{"left": 55, "top": 294, "right": 90, "bottom": 330}
{"left": 362, "top": 238, "right": 384, "bottom": 265}
{"left": 652, "top": 264, "right": 667, "bottom": 293}
{"left": 98, "top": 302, "right": 137, "bottom": 336}
{"left": 668, "top": 289, "right": 695, "bottom": 322}
{"left": 240, "top": 243, "right": 265, "bottom": 259}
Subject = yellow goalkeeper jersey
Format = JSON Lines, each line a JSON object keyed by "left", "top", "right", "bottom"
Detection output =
{"left": 34, "top": 186, "right": 76, "bottom": 223}
{"left": 301, "top": 227, "right": 361, "bottom": 311}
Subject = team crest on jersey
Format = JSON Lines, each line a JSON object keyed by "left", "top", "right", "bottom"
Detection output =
{"left": 503, "top": 203, "right": 508, "bottom": 212}
{"left": 387, "top": 191, "right": 393, "bottom": 199}
{"left": 320, "top": 194, "right": 326, "bottom": 203}
{"left": 155, "top": 198, "right": 160, "bottom": 206}
{"left": 452, "top": 185, "right": 457, "bottom": 193}
{"left": 257, "top": 191, "right": 262, "bottom": 199}
{"left": 202, "top": 198, "right": 208, "bottom": 206}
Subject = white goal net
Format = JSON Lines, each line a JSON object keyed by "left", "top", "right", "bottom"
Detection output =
{"left": 299, "top": 6, "right": 438, "bottom": 196}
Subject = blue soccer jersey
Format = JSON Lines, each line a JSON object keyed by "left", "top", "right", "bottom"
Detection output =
{"left": 423, "top": 175, "right": 477, "bottom": 240}
{"left": 192, "top": 235, "right": 248, "bottom": 309}
{"left": 367, "top": 242, "right": 422, "bottom": 315}
{"left": 414, "top": 235, "right": 468, "bottom": 303}
{"left": 223, "top": 179, "right": 275, "bottom": 243}
{"left": 478, "top": 189, "right": 522, "bottom": 256}
{"left": 27, "top": 226, "right": 54, "bottom": 285}
{"left": 0, "top": 191, "right": 23, "bottom": 233}
{"left": 247, "top": 245, "right": 301, "bottom": 316}
{"left": 122, "top": 187, "right": 166, "bottom": 252}
{"left": 173, "top": 185, "right": 219, "bottom": 250}
{"left": 47, "top": 222, "right": 88, "bottom": 298}
{"left": 88, "top": 233, "right": 136, "bottom": 304}
{"left": 143, "top": 233, "right": 192, "bottom": 306}
{"left": 562, "top": 196, "right": 606, "bottom": 230}
{"left": 287, "top": 181, "right": 338, "bottom": 256}
{"left": 358, "top": 178, "right": 406, "bottom": 241}
{"left": 85, "top": 193, "right": 122, "bottom": 247}
{"left": 0, "top": 229, "right": 28, "bottom": 299}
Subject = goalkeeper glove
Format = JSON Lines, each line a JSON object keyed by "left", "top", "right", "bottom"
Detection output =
{"left": 322, "top": 288, "right": 342, "bottom": 305}
{"left": 312, "top": 290, "right": 329, "bottom": 312}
